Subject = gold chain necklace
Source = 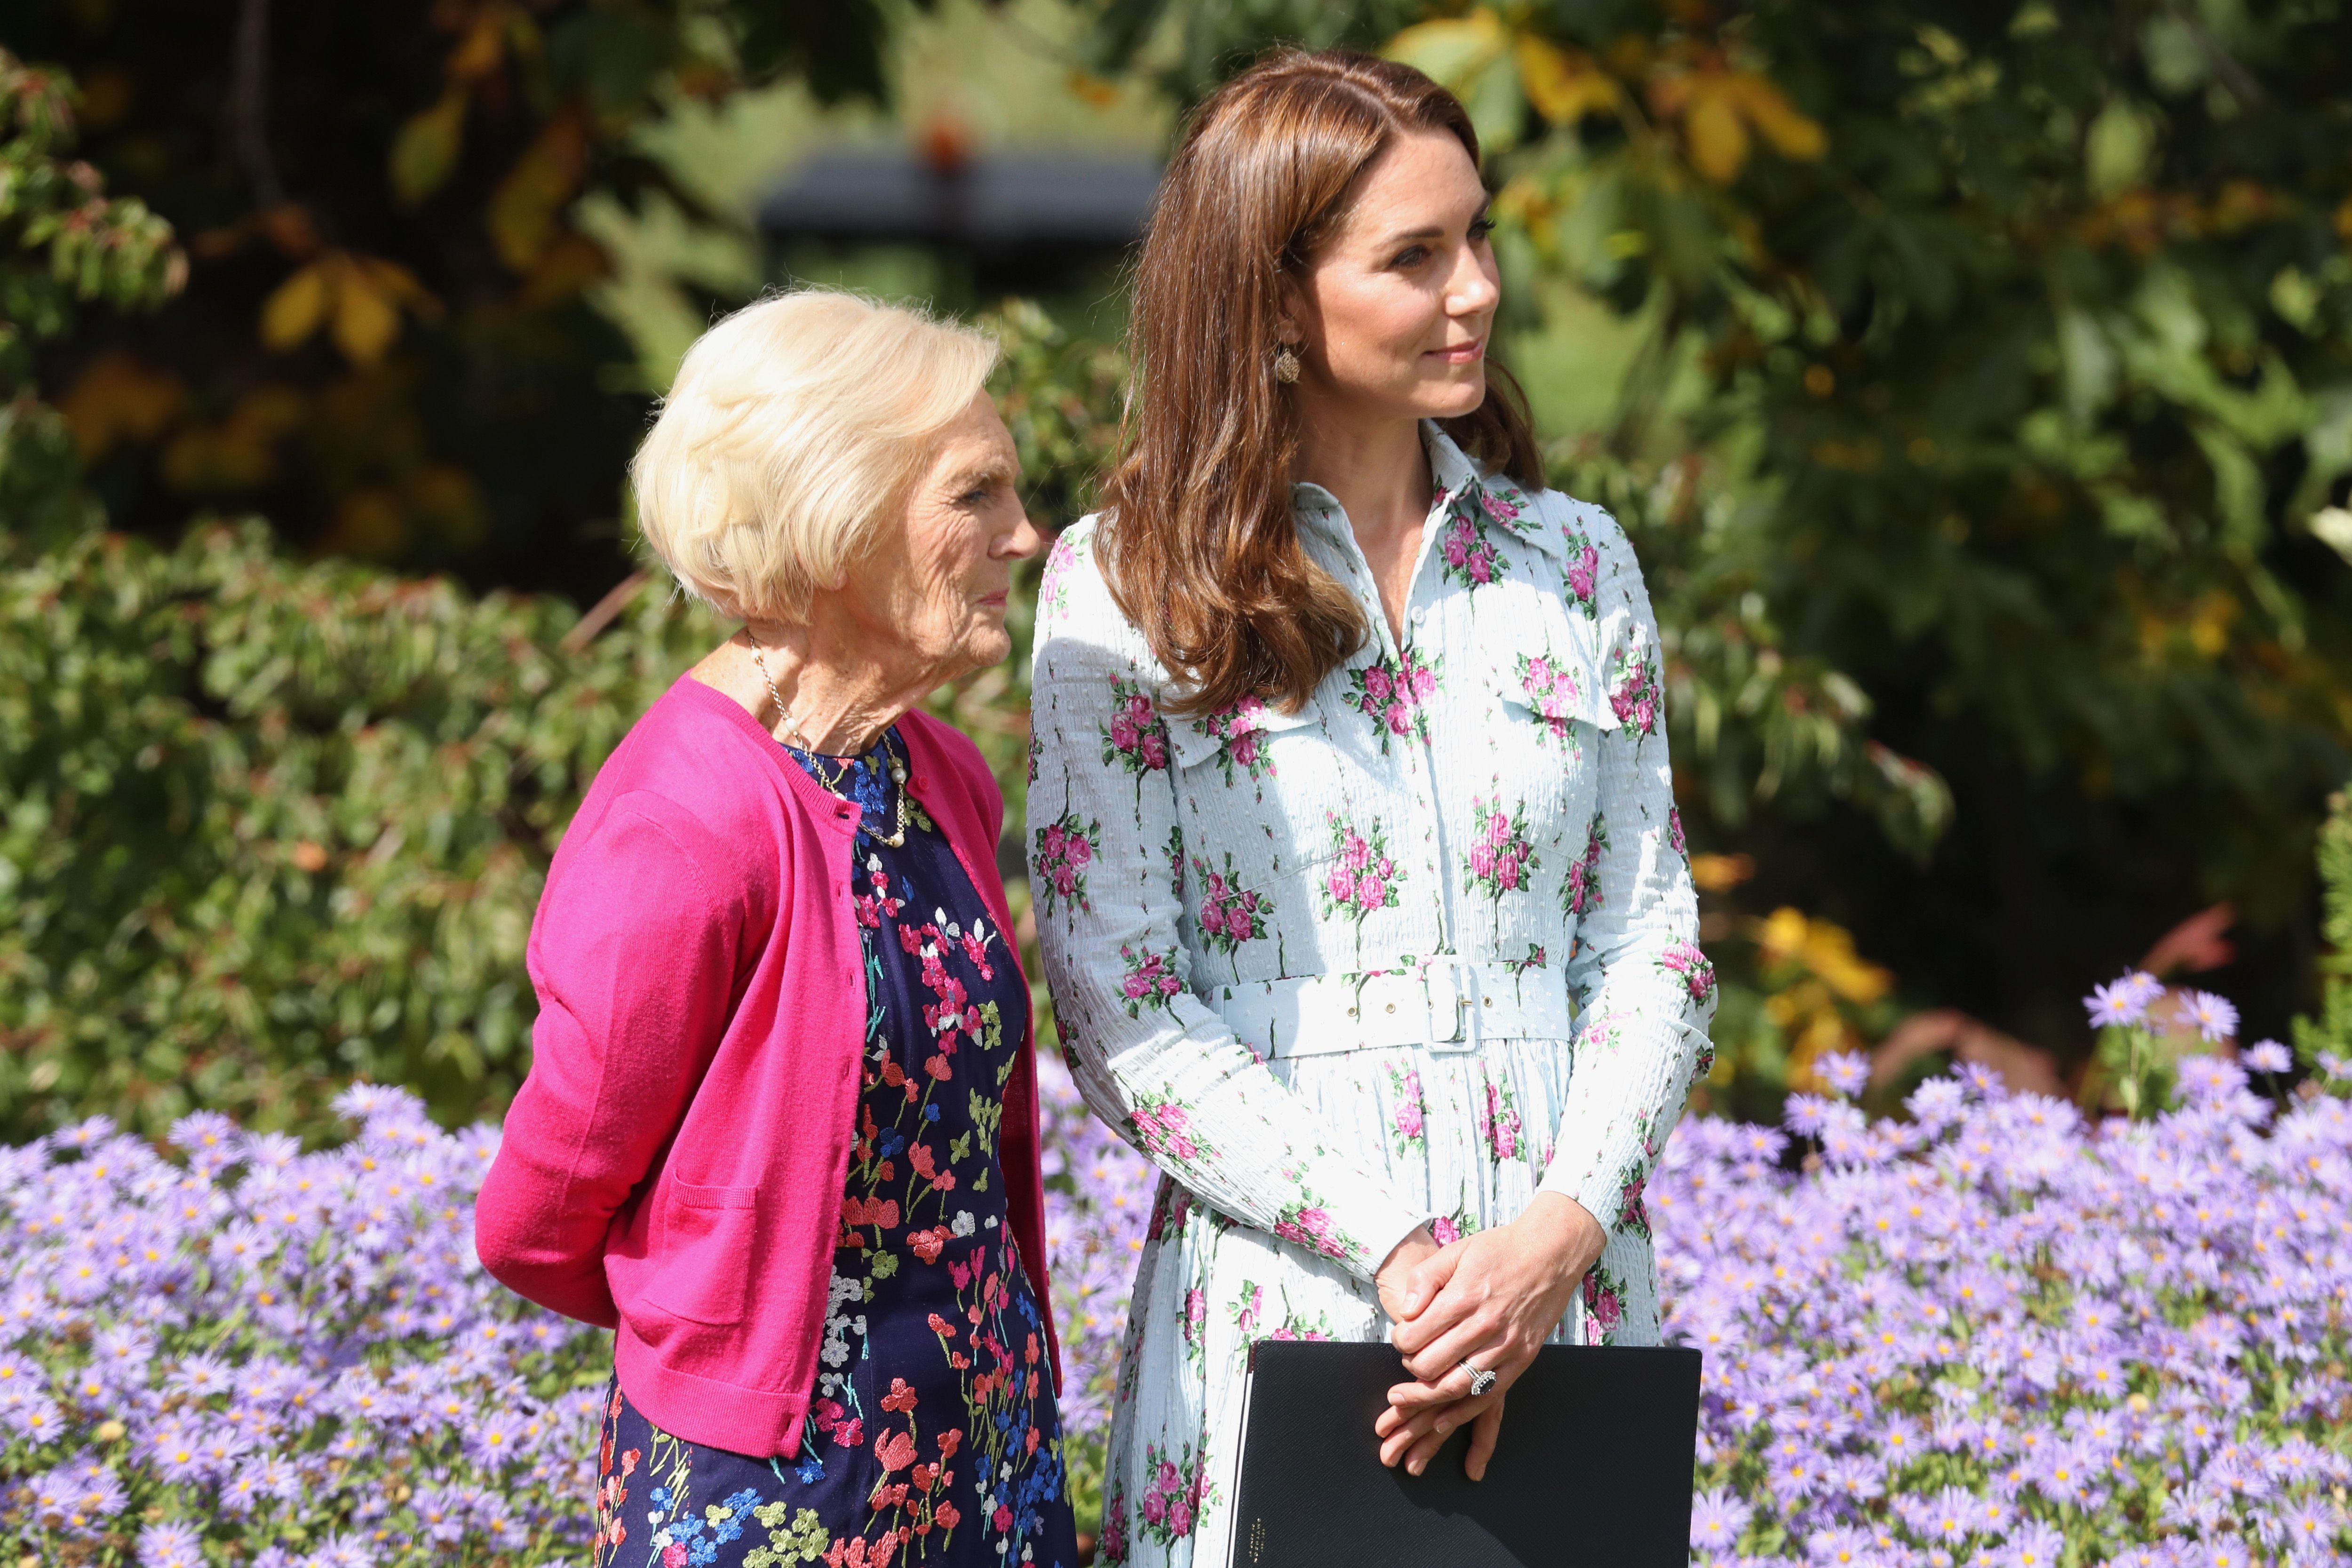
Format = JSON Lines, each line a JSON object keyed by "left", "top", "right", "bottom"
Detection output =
{"left": 749, "top": 637, "right": 911, "bottom": 848}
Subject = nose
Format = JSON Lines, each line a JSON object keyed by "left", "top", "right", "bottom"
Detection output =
{"left": 1446, "top": 244, "right": 1501, "bottom": 319}
{"left": 1002, "top": 511, "right": 1046, "bottom": 561}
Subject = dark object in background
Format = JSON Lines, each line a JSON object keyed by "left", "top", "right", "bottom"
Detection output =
{"left": 1228, "top": 1340, "right": 1702, "bottom": 1567}
{"left": 759, "top": 143, "right": 1161, "bottom": 295}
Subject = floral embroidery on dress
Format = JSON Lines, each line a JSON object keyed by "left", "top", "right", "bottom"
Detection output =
{"left": 1135, "top": 1444, "right": 1215, "bottom": 1549}
{"left": 1190, "top": 854, "right": 1272, "bottom": 977}
{"left": 1117, "top": 945, "right": 1184, "bottom": 1018}
{"left": 1465, "top": 796, "right": 1538, "bottom": 934}
{"left": 1342, "top": 648, "right": 1440, "bottom": 752}
{"left": 1099, "top": 676, "right": 1171, "bottom": 800}
{"left": 1661, "top": 940, "right": 1716, "bottom": 1007}
{"left": 1607, "top": 647, "right": 1661, "bottom": 735}
{"left": 1562, "top": 812, "right": 1607, "bottom": 917}
{"left": 1561, "top": 524, "right": 1603, "bottom": 618}
{"left": 1384, "top": 1064, "right": 1427, "bottom": 1154}
{"left": 1186, "top": 697, "right": 1276, "bottom": 788}
{"left": 1271, "top": 1186, "right": 1361, "bottom": 1262}
{"left": 1513, "top": 652, "right": 1586, "bottom": 748}
{"left": 1435, "top": 494, "right": 1508, "bottom": 589}
{"left": 1031, "top": 813, "right": 1099, "bottom": 917}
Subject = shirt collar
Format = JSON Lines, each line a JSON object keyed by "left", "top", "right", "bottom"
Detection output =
{"left": 1292, "top": 421, "right": 1558, "bottom": 558}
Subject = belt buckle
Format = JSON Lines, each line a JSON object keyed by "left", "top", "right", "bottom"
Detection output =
{"left": 1423, "top": 959, "right": 1475, "bottom": 1052}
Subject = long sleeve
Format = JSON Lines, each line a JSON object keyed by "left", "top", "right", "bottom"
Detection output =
{"left": 1540, "top": 513, "right": 1717, "bottom": 1238}
{"left": 475, "top": 795, "right": 744, "bottom": 1326}
{"left": 1028, "top": 526, "right": 1431, "bottom": 1285}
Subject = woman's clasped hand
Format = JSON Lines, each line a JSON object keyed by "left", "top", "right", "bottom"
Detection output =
{"left": 1372, "top": 1194, "right": 1608, "bottom": 1480}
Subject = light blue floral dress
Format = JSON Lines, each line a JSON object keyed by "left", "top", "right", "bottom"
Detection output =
{"left": 1026, "top": 423, "right": 1716, "bottom": 1567}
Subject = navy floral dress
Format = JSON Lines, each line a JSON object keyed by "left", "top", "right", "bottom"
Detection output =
{"left": 594, "top": 727, "right": 1078, "bottom": 1568}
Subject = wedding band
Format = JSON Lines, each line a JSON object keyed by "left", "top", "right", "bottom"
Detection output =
{"left": 1459, "top": 1358, "right": 1497, "bottom": 1397}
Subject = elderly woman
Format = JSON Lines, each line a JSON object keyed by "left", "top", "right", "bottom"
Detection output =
{"left": 1028, "top": 49, "right": 1713, "bottom": 1567}
{"left": 477, "top": 290, "right": 1074, "bottom": 1568}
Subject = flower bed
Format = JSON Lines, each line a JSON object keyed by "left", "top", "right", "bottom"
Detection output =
{"left": 1662, "top": 1047, "right": 2352, "bottom": 1567}
{"left": 3, "top": 1043, "right": 2346, "bottom": 1566}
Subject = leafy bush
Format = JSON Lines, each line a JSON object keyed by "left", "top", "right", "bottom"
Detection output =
{"left": 1662, "top": 1044, "right": 2352, "bottom": 1567}
{"left": 0, "top": 297, "right": 1120, "bottom": 1147}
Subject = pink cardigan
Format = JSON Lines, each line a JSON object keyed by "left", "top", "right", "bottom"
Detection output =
{"left": 476, "top": 676, "right": 1060, "bottom": 1457}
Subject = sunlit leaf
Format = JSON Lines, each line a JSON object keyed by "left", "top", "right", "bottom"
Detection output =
{"left": 258, "top": 262, "right": 328, "bottom": 350}
{"left": 389, "top": 87, "right": 468, "bottom": 207}
{"left": 1731, "top": 74, "right": 1825, "bottom": 161}
{"left": 1383, "top": 9, "right": 1508, "bottom": 95}
{"left": 1514, "top": 36, "right": 1620, "bottom": 127}
{"left": 1685, "top": 87, "right": 1749, "bottom": 183}
{"left": 331, "top": 263, "right": 402, "bottom": 367}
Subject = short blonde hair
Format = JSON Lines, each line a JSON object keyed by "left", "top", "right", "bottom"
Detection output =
{"left": 630, "top": 290, "right": 999, "bottom": 623}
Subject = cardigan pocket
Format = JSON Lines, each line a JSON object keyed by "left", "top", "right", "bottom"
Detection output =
{"left": 645, "top": 1178, "right": 760, "bottom": 1326}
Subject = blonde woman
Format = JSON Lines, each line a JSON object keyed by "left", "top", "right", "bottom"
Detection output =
{"left": 1028, "top": 51, "right": 1715, "bottom": 1566}
{"left": 478, "top": 291, "right": 1078, "bottom": 1568}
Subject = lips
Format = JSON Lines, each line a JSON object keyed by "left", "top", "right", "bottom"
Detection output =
{"left": 1429, "top": 335, "right": 1486, "bottom": 365}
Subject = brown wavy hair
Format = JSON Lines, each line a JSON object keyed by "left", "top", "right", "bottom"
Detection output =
{"left": 1100, "top": 48, "right": 1542, "bottom": 716}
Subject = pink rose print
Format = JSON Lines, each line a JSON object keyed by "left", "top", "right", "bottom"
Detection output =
{"left": 1436, "top": 496, "right": 1507, "bottom": 591}
{"left": 1037, "top": 528, "right": 1083, "bottom": 629}
{"left": 1561, "top": 812, "right": 1607, "bottom": 918}
{"left": 1661, "top": 939, "right": 1716, "bottom": 1007}
{"left": 1232, "top": 1282, "right": 1265, "bottom": 1337}
{"left": 1515, "top": 652, "right": 1586, "bottom": 747}
{"left": 1582, "top": 1265, "right": 1625, "bottom": 1345}
{"left": 1191, "top": 852, "right": 1273, "bottom": 977}
{"left": 1478, "top": 1076, "right": 1522, "bottom": 1163}
{"left": 1562, "top": 528, "right": 1602, "bottom": 618}
{"left": 1136, "top": 1443, "right": 1214, "bottom": 1547}
{"left": 1128, "top": 1097, "right": 1208, "bottom": 1164}
{"left": 1271, "top": 1195, "right": 1358, "bottom": 1261}
{"left": 1030, "top": 812, "right": 1100, "bottom": 916}
{"left": 1504, "top": 943, "right": 1548, "bottom": 975}
{"left": 1477, "top": 483, "right": 1530, "bottom": 533}
{"left": 1668, "top": 805, "right": 1687, "bottom": 859}
{"left": 1385, "top": 1064, "right": 1427, "bottom": 1153}
{"left": 1099, "top": 1484, "right": 1130, "bottom": 1564}
{"left": 1098, "top": 675, "right": 1170, "bottom": 790}
{"left": 1317, "top": 812, "right": 1402, "bottom": 961}
{"left": 1116, "top": 943, "right": 1185, "bottom": 1019}
{"left": 1189, "top": 695, "right": 1277, "bottom": 787}
{"left": 1429, "top": 1214, "right": 1460, "bottom": 1247}
{"left": 1343, "top": 647, "right": 1440, "bottom": 753}
{"left": 1608, "top": 649, "right": 1660, "bottom": 736}
{"left": 1465, "top": 796, "right": 1539, "bottom": 924}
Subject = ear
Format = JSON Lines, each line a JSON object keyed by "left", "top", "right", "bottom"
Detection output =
{"left": 1273, "top": 273, "right": 1308, "bottom": 344}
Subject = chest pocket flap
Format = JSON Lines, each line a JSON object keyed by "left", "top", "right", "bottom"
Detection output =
{"left": 1162, "top": 692, "right": 1323, "bottom": 773}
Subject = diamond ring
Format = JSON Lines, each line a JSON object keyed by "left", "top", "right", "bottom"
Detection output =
{"left": 1459, "top": 1358, "right": 1497, "bottom": 1397}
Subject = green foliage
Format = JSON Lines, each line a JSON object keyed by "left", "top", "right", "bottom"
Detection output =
{"left": 0, "top": 284, "right": 1116, "bottom": 1141}
{"left": 6, "top": 0, "right": 927, "bottom": 601}
{"left": 2292, "top": 788, "right": 2352, "bottom": 1068}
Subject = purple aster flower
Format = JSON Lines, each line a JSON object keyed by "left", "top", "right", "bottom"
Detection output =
{"left": 1818, "top": 1051, "right": 1872, "bottom": 1098}
{"left": 2181, "top": 989, "right": 2239, "bottom": 1043}
{"left": 1689, "top": 1488, "right": 1750, "bottom": 1552}
{"left": 2084, "top": 970, "right": 2160, "bottom": 1027}
{"left": 2243, "top": 1038, "right": 2293, "bottom": 1074}
{"left": 136, "top": 1520, "right": 206, "bottom": 1568}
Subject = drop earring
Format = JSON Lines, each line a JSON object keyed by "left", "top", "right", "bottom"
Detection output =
{"left": 1274, "top": 344, "right": 1301, "bottom": 384}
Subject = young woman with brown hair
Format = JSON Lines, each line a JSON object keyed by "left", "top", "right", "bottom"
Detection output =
{"left": 1027, "top": 49, "right": 1714, "bottom": 1563}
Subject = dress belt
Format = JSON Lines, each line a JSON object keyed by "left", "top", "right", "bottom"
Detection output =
{"left": 1206, "top": 959, "right": 1576, "bottom": 1060}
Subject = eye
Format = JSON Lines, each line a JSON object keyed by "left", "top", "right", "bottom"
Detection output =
{"left": 1390, "top": 244, "right": 1430, "bottom": 268}
{"left": 1469, "top": 216, "right": 1496, "bottom": 242}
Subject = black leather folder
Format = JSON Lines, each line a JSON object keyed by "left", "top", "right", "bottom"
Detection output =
{"left": 1226, "top": 1341, "right": 1702, "bottom": 1568}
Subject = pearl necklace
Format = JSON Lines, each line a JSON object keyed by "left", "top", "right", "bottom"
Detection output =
{"left": 749, "top": 638, "right": 911, "bottom": 848}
